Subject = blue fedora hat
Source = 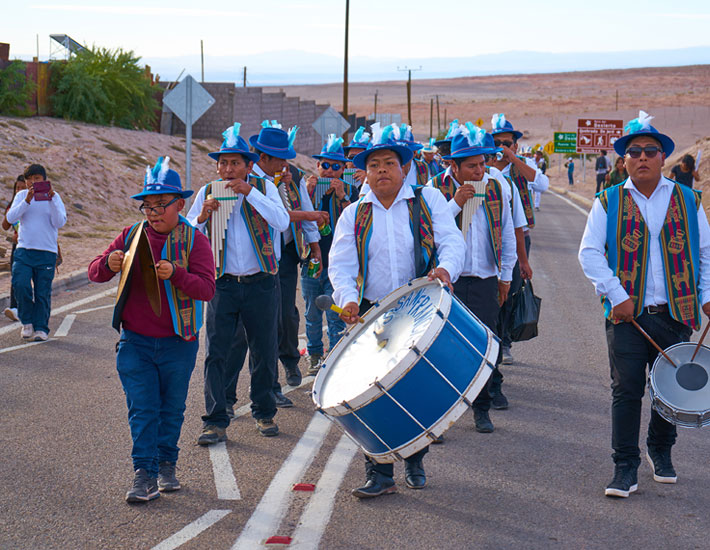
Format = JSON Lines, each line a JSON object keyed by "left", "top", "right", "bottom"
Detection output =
{"left": 249, "top": 121, "right": 297, "bottom": 160}
{"left": 444, "top": 123, "right": 501, "bottom": 160}
{"left": 397, "top": 124, "right": 424, "bottom": 152}
{"left": 132, "top": 156, "right": 193, "bottom": 200}
{"left": 613, "top": 110, "right": 675, "bottom": 156}
{"left": 313, "top": 134, "right": 348, "bottom": 163}
{"left": 352, "top": 123, "right": 413, "bottom": 170}
{"left": 343, "top": 126, "right": 371, "bottom": 155}
{"left": 434, "top": 119, "right": 460, "bottom": 148}
{"left": 490, "top": 113, "right": 523, "bottom": 140}
{"left": 209, "top": 123, "right": 259, "bottom": 162}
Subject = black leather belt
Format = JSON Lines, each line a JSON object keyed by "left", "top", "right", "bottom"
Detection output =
{"left": 645, "top": 304, "right": 668, "bottom": 315}
{"left": 221, "top": 272, "right": 271, "bottom": 284}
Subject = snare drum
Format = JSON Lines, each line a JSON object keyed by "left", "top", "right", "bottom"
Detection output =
{"left": 649, "top": 342, "right": 710, "bottom": 428}
{"left": 311, "top": 278, "right": 499, "bottom": 463}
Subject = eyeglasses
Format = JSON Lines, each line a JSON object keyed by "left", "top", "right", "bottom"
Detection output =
{"left": 139, "top": 196, "right": 179, "bottom": 215}
{"left": 493, "top": 140, "right": 513, "bottom": 148}
{"left": 625, "top": 145, "right": 662, "bottom": 159}
{"left": 321, "top": 162, "right": 342, "bottom": 171}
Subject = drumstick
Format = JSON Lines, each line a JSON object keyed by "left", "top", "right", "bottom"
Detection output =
{"left": 315, "top": 295, "right": 365, "bottom": 324}
{"left": 690, "top": 321, "right": 710, "bottom": 362}
{"left": 631, "top": 319, "right": 678, "bottom": 369}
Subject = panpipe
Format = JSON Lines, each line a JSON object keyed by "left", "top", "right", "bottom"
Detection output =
{"left": 343, "top": 169, "right": 357, "bottom": 188}
{"left": 206, "top": 180, "right": 241, "bottom": 273}
{"left": 312, "top": 178, "right": 334, "bottom": 209}
{"left": 460, "top": 180, "right": 488, "bottom": 241}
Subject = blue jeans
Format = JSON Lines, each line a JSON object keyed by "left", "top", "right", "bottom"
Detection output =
{"left": 116, "top": 329, "right": 199, "bottom": 476}
{"left": 11, "top": 247, "right": 56, "bottom": 333}
{"left": 300, "top": 266, "right": 345, "bottom": 356}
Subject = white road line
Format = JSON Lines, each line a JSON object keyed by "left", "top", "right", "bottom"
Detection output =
{"left": 0, "top": 286, "right": 116, "bottom": 337}
{"left": 231, "top": 375, "right": 315, "bottom": 420}
{"left": 74, "top": 303, "right": 114, "bottom": 314}
{"left": 0, "top": 339, "right": 55, "bottom": 354}
{"left": 549, "top": 189, "right": 590, "bottom": 216}
{"left": 150, "top": 509, "right": 231, "bottom": 550}
{"left": 209, "top": 441, "right": 241, "bottom": 500}
{"left": 290, "top": 434, "right": 359, "bottom": 550}
{"left": 54, "top": 314, "right": 76, "bottom": 337}
{"left": 230, "top": 414, "right": 332, "bottom": 550}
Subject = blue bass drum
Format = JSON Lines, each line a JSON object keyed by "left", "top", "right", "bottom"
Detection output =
{"left": 311, "top": 278, "right": 498, "bottom": 463}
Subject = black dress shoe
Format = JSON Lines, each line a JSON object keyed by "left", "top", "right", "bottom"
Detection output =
{"left": 274, "top": 391, "right": 293, "bottom": 408}
{"left": 285, "top": 365, "right": 302, "bottom": 387}
{"left": 404, "top": 460, "right": 427, "bottom": 489}
{"left": 490, "top": 389, "right": 509, "bottom": 410}
{"left": 352, "top": 472, "right": 397, "bottom": 498}
{"left": 474, "top": 408, "right": 494, "bottom": 433}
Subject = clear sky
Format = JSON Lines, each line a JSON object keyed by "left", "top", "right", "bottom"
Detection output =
{"left": 3, "top": 0, "right": 709, "bottom": 60}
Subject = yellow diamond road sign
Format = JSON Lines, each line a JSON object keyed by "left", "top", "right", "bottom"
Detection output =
{"left": 544, "top": 141, "right": 555, "bottom": 155}
{"left": 475, "top": 118, "right": 484, "bottom": 128}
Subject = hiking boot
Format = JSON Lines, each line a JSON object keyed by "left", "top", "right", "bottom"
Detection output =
{"left": 490, "top": 388, "right": 509, "bottom": 410}
{"left": 4, "top": 307, "right": 19, "bottom": 322}
{"left": 474, "top": 408, "right": 494, "bottom": 433}
{"left": 352, "top": 471, "right": 397, "bottom": 499}
{"left": 256, "top": 418, "right": 279, "bottom": 437}
{"left": 307, "top": 354, "right": 323, "bottom": 376}
{"left": 197, "top": 425, "right": 227, "bottom": 446}
{"left": 501, "top": 345, "right": 513, "bottom": 365}
{"left": 646, "top": 447, "right": 677, "bottom": 484}
{"left": 21, "top": 324, "right": 33, "bottom": 339}
{"left": 605, "top": 462, "right": 638, "bottom": 498}
{"left": 274, "top": 391, "right": 293, "bottom": 408}
{"left": 33, "top": 331, "right": 49, "bottom": 342}
{"left": 404, "top": 459, "right": 427, "bottom": 489}
{"left": 125, "top": 468, "right": 159, "bottom": 503}
{"left": 158, "top": 461, "right": 181, "bottom": 492}
{"left": 285, "top": 365, "right": 302, "bottom": 387}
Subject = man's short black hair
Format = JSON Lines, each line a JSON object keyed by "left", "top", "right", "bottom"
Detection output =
{"left": 600, "top": 149, "right": 607, "bottom": 155}
{"left": 24, "top": 164, "right": 46, "bottom": 180}
{"left": 16, "top": 174, "right": 25, "bottom": 182}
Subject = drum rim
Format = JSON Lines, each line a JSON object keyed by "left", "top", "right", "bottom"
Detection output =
{"left": 312, "top": 277, "right": 451, "bottom": 413}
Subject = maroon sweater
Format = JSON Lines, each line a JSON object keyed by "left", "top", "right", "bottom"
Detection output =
{"left": 88, "top": 223, "right": 215, "bottom": 339}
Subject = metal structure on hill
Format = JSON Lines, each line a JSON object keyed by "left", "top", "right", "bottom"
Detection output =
{"left": 49, "top": 34, "right": 86, "bottom": 60}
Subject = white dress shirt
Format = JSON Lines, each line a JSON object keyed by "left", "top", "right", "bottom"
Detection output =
{"left": 578, "top": 176, "right": 710, "bottom": 308}
{"left": 329, "top": 183, "right": 464, "bottom": 307}
{"left": 252, "top": 163, "right": 319, "bottom": 245}
{"left": 427, "top": 167, "right": 517, "bottom": 281}
{"left": 6, "top": 190, "right": 67, "bottom": 253}
{"left": 187, "top": 176, "right": 289, "bottom": 275}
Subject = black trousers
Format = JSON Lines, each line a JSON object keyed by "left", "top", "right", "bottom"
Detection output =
{"left": 203, "top": 319, "right": 248, "bottom": 413}
{"left": 202, "top": 274, "right": 278, "bottom": 427}
{"left": 606, "top": 310, "right": 691, "bottom": 465}
{"left": 358, "top": 298, "right": 429, "bottom": 478}
{"left": 275, "top": 239, "right": 303, "bottom": 392}
{"left": 453, "top": 276, "right": 503, "bottom": 410}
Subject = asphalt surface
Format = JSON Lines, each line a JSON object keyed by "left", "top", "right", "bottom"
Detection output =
{"left": 2, "top": 191, "right": 710, "bottom": 550}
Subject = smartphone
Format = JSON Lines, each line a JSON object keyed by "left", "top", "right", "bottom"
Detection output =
{"left": 33, "top": 181, "right": 52, "bottom": 201}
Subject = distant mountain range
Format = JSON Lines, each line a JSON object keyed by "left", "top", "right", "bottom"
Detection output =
{"left": 139, "top": 46, "right": 710, "bottom": 85}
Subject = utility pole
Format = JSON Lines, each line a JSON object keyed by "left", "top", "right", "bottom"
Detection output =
{"left": 397, "top": 66, "right": 421, "bottom": 126}
{"left": 243, "top": 67, "right": 247, "bottom": 87}
{"left": 200, "top": 40, "right": 204, "bottom": 82}
{"left": 374, "top": 89, "right": 378, "bottom": 120}
{"left": 342, "top": 0, "right": 350, "bottom": 138}
{"left": 429, "top": 98, "right": 433, "bottom": 139}
{"left": 436, "top": 94, "right": 441, "bottom": 134}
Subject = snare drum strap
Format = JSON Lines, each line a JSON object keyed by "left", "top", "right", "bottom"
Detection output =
{"left": 510, "top": 160, "right": 535, "bottom": 229}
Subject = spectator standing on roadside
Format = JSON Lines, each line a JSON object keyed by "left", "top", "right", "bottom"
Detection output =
{"left": 595, "top": 150, "right": 612, "bottom": 193}
{"left": 5, "top": 165, "right": 66, "bottom": 341}
{"left": 605, "top": 156, "right": 628, "bottom": 189}
{"left": 565, "top": 157, "right": 575, "bottom": 185}
{"left": 533, "top": 149, "right": 547, "bottom": 210}
{"left": 2, "top": 174, "right": 26, "bottom": 322}
{"left": 670, "top": 154, "right": 700, "bottom": 188}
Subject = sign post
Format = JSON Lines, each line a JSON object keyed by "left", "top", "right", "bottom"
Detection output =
{"left": 163, "top": 75, "right": 215, "bottom": 207}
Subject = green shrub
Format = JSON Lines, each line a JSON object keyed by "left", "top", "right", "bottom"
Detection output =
{"left": 51, "top": 47, "right": 158, "bottom": 129}
{"left": 0, "top": 61, "right": 35, "bottom": 116}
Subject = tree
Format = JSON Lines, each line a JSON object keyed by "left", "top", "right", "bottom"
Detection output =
{"left": 51, "top": 47, "right": 158, "bottom": 129}
{"left": 0, "top": 61, "right": 35, "bottom": 116}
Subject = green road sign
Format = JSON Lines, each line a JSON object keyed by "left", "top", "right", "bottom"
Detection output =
{"left": 554, "top": 132, "right": 577, "bottom": 153}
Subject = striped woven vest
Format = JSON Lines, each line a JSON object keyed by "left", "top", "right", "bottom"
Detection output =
{"left": 509, "top": 159, "right": 535, "bottom": 228}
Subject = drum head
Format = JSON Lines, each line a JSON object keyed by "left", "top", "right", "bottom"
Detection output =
{"left": 651, "top": 342, "right": 710, "bottom": 415}
{"left": 315, "top": 279, "right": 449, "bottom": 411}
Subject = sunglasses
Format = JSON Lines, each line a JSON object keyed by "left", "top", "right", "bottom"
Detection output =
{"left": 493, "top": 140, "right": 514, "bottom": 148}
{"left": 321, "top": 162, "right": 342, "bottom": 171}
{"left": 625, "top": 145, "right": 662, "bottom": 159}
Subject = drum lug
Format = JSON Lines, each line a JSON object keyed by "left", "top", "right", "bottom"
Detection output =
{"left": 410, "top": 345, "right": 421, "bottom": 356}
{"left": 435, "top": 309, "right": 444, "bottom": 319}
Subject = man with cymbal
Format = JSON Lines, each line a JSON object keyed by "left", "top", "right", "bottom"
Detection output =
{"left": 187, "top": 123, "right": 290, "bottom": 442}
{"left": 329, "top": 124, "right": 464, "bottom": 498}
{"left": 579, "top": 111, "right": 710, "bottom": 498}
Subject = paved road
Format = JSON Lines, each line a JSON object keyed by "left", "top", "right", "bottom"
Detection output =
{"left": 2, "top": 192, "right": 710, "bottom": 550}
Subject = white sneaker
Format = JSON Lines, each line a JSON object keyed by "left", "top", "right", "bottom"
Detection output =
{"left": 33, "top": 331, "right": 49, "bottom": 342}
{"left": 21, "top": 324, "right": 34, "bottom": 339}
{"left": 4, "top": 307, "right": 20, "bottom": 322}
